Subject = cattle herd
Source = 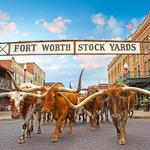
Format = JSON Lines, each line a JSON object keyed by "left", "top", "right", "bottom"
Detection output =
{"left": 0, "top": 69, "right": 150, "bottom": 145}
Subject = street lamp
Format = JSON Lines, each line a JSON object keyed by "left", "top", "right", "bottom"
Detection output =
{"left": 124, "top": 63, "right": 128, "bottom": 85}
{"left": 23, "top": 64, "right": 27, "bottom": 83}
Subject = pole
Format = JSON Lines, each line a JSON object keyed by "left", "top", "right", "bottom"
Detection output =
{"left": 24, "top": 64, "right": 27, "bottom": 83}
{"left": 125, "top": 68, "right": 128, "bottom": 85}
{"left": 24, "top": 70, "right": 26, "bottom": 83}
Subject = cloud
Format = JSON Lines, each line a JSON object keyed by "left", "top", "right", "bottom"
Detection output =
{"left": 48, "top": 65, "right": 59, "bottom": 70}
{"left": 91, "top": 13, "right": 123, "bottom": 38}
{"left": 129, "top": 17, "right": 145, "bottom": 33}
{"left": 0, "top": 11, "right": 9, "bottom": 21}
{"left": 111, "top": 37, "right": 122, "bottom": 40}
{"left": 73, "top": 55, "right": 114, "bottom": 69}
{"left": 36, "top": 16, "right": 71, "bottom": 33}
{"left": 0, "top": 22, "right": 17, "bottom": 34}
{"left": 91, "top": 13, "right": 105, "bottom": 26}
{"left": 91, "top": 13, "right": 144, "bottom": 40}
{"left": 0, "top": 10, "right": 29, "bottom": 37}
{"left": 107, "top": 16, "right": 123, "bottom": 36}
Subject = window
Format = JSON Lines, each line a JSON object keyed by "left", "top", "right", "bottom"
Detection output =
{"left": 148, "top": 59, "right": 150, "bottom": 76}
{"left": 144, "top": 61, "right": 148, "bottom": 76}
{"left": 137, "top": 65, "right": 140, "bottom": 78}
{"left": 143, "top": 36, "right": 150, "bottom": 54}
{"left": 134, "top": 67, "right": 137, "bottom": 78}
{"left": 35, "top": 73, "right": 37, "bottom": 82}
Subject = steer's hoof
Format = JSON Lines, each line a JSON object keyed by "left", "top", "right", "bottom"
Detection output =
{"left": 51, "top": 136, "right": 58, "bottom": 142}
{"left": 18, "top": 138, "right": 25, "bottom": 144}
{"left": 26, "top": 133, "right": 31, "bottom": 138}
{"left": 89, "top": 127, "right": 96, "bottom": 131}
{"left": 57, "top": 133, "right": 62, "bottom": 138}
{"left": 67, "top": 130, "right": 72, "bottom": 134}
{"left": 37, "top": 129, "right": 41, "bottom": 134}
{"left": 30, "top": 127, "right": 33, "bottom": 132}
{"left": 96, "top": 125, "right": 100, "bottom": 128}
{"left": 119, "top": 139, "right": 126, "bottom": 145}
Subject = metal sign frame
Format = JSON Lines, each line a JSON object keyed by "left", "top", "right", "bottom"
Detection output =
{"left": 0, "top": 40, "right": 149, "bottom": 55}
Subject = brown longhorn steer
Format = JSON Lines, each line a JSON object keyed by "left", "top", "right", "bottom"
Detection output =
{"left": 42, "top": 69, "right": 84, "bottom": 142}
{"left": 5, "top": 69, "right": 82, "bottom": 143}
{"left": 113, "top": 84, "right": 136, "bottom": 118}
{"left": 75, "top": 94, "right": 88, "bottom": 123}
{"left": 0, "top": 85, "right": 54, "bottom": 144}
{"left": 61, "top": 86, "right": 150, "bottom": 145}
{"left": 42, "top": 87, "right": 78, "bottom": 142}
{"left": 80, "top": 87, "right": 104, "bottom": 131}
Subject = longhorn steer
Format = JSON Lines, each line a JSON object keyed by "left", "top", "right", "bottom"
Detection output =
{"left": 75, "top": 96, "right": 88, "bottom": 123}
{"left": 61, "top": 86, "right": 150, "bottom": 145}
{"left": 0, "top": 84, "right": 54, "bottom": 144}
{"left": 79, "top": 87, "right": 104, "bottom": 131}
{"left": 42, "top": 69, "right": 83, "bottom": 142}
{"left": 113, "top": 84, "right": 136, "bottom": 118}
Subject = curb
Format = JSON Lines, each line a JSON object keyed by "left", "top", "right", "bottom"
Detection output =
{"left": 0, "top": 118, "right": 12, "bottom": 121}
{"left": 132, "top": 116, "right": 150, "bottom": 119}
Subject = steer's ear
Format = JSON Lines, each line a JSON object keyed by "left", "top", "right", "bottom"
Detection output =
{"left": 119, "top": 90, "right": 131, "bottom": 97}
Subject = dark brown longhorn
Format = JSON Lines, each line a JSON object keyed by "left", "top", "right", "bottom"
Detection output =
{"left": 60, "top": 86, "right": 150, "bottom": 145}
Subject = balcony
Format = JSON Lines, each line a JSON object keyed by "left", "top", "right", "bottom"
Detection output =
{"left": 0, "top": 77, "right": 11, "bottom": 91}
{"left": 123, "top": 71, "right": 150, "bottom": 88}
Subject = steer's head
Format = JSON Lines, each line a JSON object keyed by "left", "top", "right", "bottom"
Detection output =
{"left": 87, "top": 86, "right": 98, "bottom": 95}
{"left": 0, "top": 85, "right": 55, "bottom": 119}
{"left": 42, "top": 69, "right": 84, "bottom": 113}
{"left": 9, "top": 92, "right": 25, "bottom": 119}
{"left": 100, "top": 88, "right": 129, "bottom": 118}
{"left": 42, "top": 84, "right": 63, "bottom": 113}
{"left": 9, "top": 92, "right": 38, "bottom": 119}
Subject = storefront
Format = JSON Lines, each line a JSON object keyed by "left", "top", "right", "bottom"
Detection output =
{"left": 0, "top": 65, "right": 12, "bottom": 111}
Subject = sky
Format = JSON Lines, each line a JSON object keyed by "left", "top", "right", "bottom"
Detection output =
{"left": 0, "top": 0, "right": 150, "bottom": 87}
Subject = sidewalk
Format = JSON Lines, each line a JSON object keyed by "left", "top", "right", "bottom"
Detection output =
{"left": 132, "top": 110, "right": 150, "bottom": 119}
{"left": 0, "top": 110, "right": 150, "bottom": 121}
{"left": 0, "top": 111, "right": 11, "bottom": 121}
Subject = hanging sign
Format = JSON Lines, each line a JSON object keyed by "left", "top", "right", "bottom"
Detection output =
{"left": 0, "top": 40, "right": 143, "bottom": 55}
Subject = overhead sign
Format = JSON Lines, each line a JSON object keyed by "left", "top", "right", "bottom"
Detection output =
{"left": 76, "top": 41, "right": 140, "bottom": 54}
{"left": 0, "top": 40, "right": 143, "bottom": 55}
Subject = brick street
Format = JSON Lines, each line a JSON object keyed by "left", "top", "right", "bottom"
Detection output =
{"left": 0, "top": 118, "right": 150, "bottom": 150}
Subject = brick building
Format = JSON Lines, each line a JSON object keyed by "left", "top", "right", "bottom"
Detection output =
{"left": 0, "top": 65, "right": 12, "bottom": 111}
{"left": 0, "top": 58, "right": 45, "bottom": 87}
{"left": 21, "top": 62, "right": 45, "bottom": 86}
{"left": 0, "top": 57, "right": 45, "bottom": 111}
{"left": 108, "top": 12, "right": 150, "bottom": 90}
{"left": 45, "top": 82, "right": 64, "bottom": 87}
{"left": 88, "top": 83, "right": 108, "bottom": 90}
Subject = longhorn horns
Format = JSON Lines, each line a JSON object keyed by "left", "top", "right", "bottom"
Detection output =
{"left": 60, "top": 86, "right": 150, "bottom": 110}
{"left": 8, "top": 68, "right": 84, "bottom": 93}
{"left": 57, "top": 68, "right": 84, "bottom": 93}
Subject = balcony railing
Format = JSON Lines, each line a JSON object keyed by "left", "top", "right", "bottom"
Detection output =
{"left": 115, "top": 71, "right": 150, "bottom": 85}
{"left": 125, "top": 71, "right": 150, "bottom": 79}
{"left": 0, "top": 77, "right": 11, "bottom": 90}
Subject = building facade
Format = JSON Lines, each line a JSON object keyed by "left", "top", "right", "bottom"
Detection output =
{"left": 22, "top": 63, "right": 45, "bottom": 86}
{"left": 0, "top": 58, "right": 45, "bottom": 87}
{"left": 0, "top": 58, "right": 45, "bottom": 111}
{"left": 0, "top": 65, "right": 12, "bottom": 111}
{"left": 108, "top": 12, "right": 150, "bottom": 91}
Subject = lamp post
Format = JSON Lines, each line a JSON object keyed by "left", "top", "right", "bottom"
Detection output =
{"left": 24, "top": 64, "right": 27, "bottom": 83}
{"left": 124, "top": 63, "right": 128, "bottom": 85}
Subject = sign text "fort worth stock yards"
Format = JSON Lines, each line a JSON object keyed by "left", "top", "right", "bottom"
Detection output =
{"left": 0, "top": 40, "right": 141, "bottom": 55}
